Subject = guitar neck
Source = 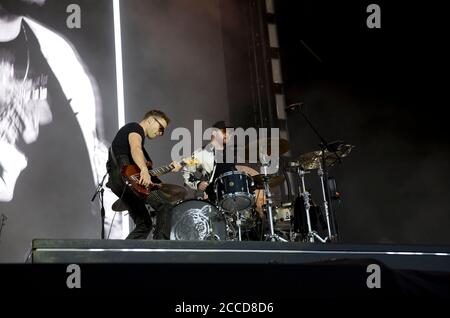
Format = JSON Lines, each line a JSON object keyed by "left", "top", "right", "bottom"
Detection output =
{"left": 149, "top": 162, "right": 186, "bottom": 177}
{"left": 149, "top": 164, "right": 173, "bottom": 177}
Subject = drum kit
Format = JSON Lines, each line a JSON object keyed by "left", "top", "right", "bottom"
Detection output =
{"left": 166, "top": 138, "right": 354, "bottom": 243}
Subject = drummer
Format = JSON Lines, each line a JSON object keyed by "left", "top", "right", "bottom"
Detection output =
{"left": 182, "top": 121, "right": 236, "bottom": 203}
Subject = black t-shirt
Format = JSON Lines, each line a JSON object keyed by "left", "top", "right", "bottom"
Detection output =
{"left": 111, "top": 122, "right": 151, "bottom": 165}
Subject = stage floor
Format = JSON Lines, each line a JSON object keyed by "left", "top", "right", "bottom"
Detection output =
{"left": 0, "top": 239, "right": 444, "bottom": 297}
{"left": 31, "top": 239, "right": 450, "bottom": 272}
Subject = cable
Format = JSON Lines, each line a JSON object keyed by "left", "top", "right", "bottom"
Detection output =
{"left": 24, "top": 247, "right": 32, "bottom": 264}
{"left": 0, "top": 213, "right": 7, "bottom": 243}
{"left": 107, "top": 211, "right": 117, "bottom": 240}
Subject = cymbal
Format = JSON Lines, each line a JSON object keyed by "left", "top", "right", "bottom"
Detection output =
{"left": 235, "top": 165, "right": 259, "bottom": 176}
{"left": 295, "top": 144, "right": 354, "bottom": 170}
{"left": 252, "top": 174, "right": 285, "bottom": 189}
{"left": 159, "top": 183, "right": 187, "bottom": 202}
{"left": 242, "top": 138, "right": 290, "bottom": 160}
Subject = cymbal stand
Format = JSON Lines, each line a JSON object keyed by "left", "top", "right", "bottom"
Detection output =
{"left": 260, "top": 155, "right": 287, "bottom": 242}
{"left": 317, "top": 161, "right": 332, "bottom": 241}
{"left": 297, "top": 167, "right": 327, "bottom": 243}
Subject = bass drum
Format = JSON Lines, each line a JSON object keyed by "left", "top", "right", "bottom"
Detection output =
{"left": 170, "top": 199, "right": 227, "bottom": 240}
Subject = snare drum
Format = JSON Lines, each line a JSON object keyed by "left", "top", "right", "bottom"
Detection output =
{"left": 215, "top": 171, "right": 255, "bottom": 211}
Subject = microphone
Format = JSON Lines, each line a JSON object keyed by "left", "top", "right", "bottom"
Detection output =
{"left": 285, "top": 102, "right": 304, "bottom": 111}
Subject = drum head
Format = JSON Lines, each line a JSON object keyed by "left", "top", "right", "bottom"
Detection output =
{"left": 220, "top": 194, "right": 254, "bottom": 211}
{"left": 170, "top": 199, "right": 227, "bottom": 240}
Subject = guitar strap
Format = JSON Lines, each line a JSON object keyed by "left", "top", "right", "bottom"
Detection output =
{"left": 109, "top": 146, "right": 131, "bottom": 170}
{"left": 107, "top": 146, "right": 130, "bottom": 191}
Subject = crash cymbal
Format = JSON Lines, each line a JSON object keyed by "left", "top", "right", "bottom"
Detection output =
{"left": 295, "top": 144, "right": 354, "bottom": 170}
{"left": 242, "top": 138, "right": 290, "bottom": 160}
{"left": 252, "top": 174, "right": 285, "bottom": 189}
{"left": 159, "top": 183, "right": 187, "bottom": 202}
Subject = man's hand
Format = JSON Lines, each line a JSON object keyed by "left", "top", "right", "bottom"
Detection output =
{"left": 197, "top": 181, "right": 209, "bottom": 191}
{"left": 171, "top": 161, "right": 182, "bottom": 172}
{"left": 139, "top": 169, "right": 153, "bottom": 188}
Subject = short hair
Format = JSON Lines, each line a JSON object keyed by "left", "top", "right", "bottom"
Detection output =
{"left": 143, "top": 110, "right": 170, "bottom": 125}
{"left": 212, "top": 120, "right": 233, "bottom": 133}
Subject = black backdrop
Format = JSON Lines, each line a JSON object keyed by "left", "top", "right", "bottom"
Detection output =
{"left": 275, "top": 0, "right": 450, "bottom": 244}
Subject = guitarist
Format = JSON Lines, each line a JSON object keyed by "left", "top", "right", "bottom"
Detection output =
{"left": 107, "top": 110, "right": 181, "bottom": 239}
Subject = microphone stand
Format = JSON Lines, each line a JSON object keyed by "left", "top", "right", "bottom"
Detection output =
{"left": 286, "top": 103, "right": 340, "bottom": 242}
{"left": 91, "top": 172, "right": 108, "bottom": 239}
{"left": 0, "top": 214, "right": 7, "bottom": 243}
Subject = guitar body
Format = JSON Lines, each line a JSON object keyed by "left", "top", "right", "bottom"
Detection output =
{"left": 121, "top": 163, "right": 161, "bottom": 198}
{"left": 121, "top": 157, "right": 198, "bottom": 198}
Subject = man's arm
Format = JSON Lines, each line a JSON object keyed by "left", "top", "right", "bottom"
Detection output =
{"left": 182, "top": 150, "right": 203, "bottom": 190}
{"left": 128, "top": 132, "right": 152, "bottom": 187}
{"left": 182, "top": 149, "right": 212, "bottom": 191}
{"left": 183, "top": 172, "right": 203, "bottom": 191}
{"left": 182, "top": 164, "right": 200, "bottom": 190}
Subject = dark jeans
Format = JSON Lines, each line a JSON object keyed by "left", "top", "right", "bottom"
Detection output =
{"left": 107, "top": 172, "right": 149, "bottom": 239}
{"left": 147, "top": 190, "right": 174, "bottom": 240}
{"left": 109, "top": 181, "right": 174, "bottom": 239}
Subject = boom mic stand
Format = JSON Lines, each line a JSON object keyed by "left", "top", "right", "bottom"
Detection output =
{"left": 91, "top": 172, "right": 108, "bottom": 239}
{"left": 286, "top": 103, "right": 340, "bottom": 242}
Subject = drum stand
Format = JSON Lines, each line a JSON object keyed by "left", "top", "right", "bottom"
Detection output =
{"left": 236, "top": 210, "right": 242, "bottom": 241}
{"left": 297, "top": 168, "right": 327, "bottom": 243}
{"left": 317, "top": 161, "right": 333, "bottom": 242}
{"left": 226, "top": 208, "right": 244, "bottom": 241}
{"left": 205, "top": 216, "right": 220, "bottom": 240}
{"left": 220, "top": 206, "right": 242, "bottom": 241}
{"left": 260, "top": 158, "right": 288, "bottom": 242}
